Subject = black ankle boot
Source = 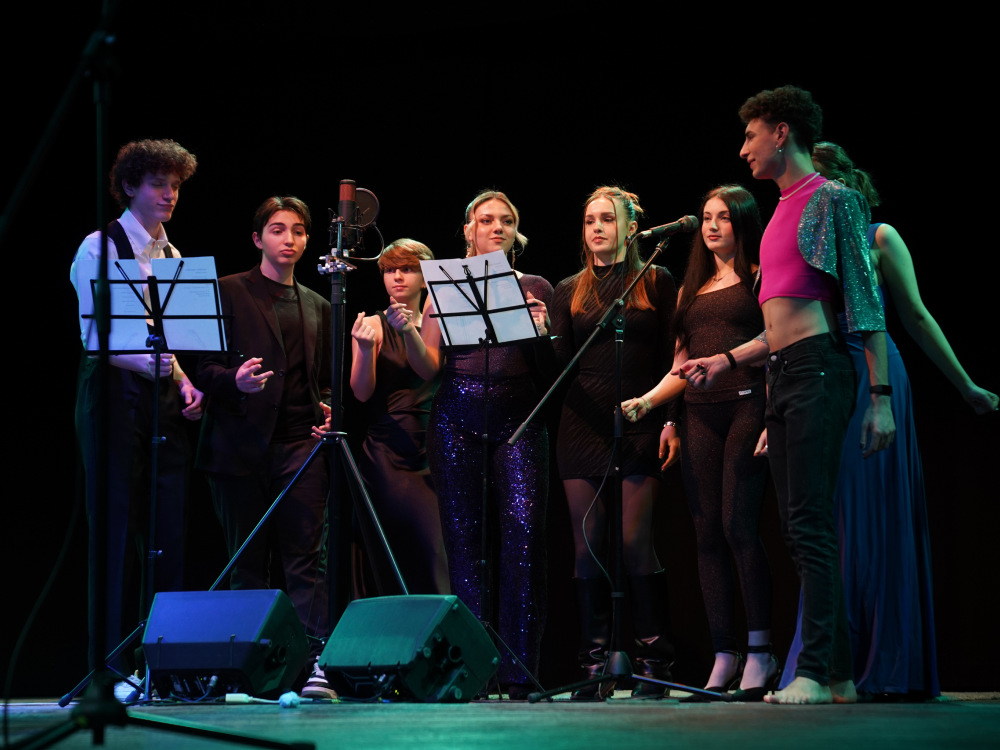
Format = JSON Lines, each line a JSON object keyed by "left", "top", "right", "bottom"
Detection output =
{"left": 629, "top": 570, "right": 675, "bottom": 698}
{"left": 571, "top": 577, "right": 616, "bottom": 700}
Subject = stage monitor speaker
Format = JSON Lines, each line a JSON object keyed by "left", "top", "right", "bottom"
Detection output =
{"left": 318, "top": 595, "right": 499, "bottom": 702}
{"left": 142, "top": 590, "right": 308, "bottom": 699}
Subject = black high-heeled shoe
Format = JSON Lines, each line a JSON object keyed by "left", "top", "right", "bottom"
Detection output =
{"left": 681, "top": 650, "right": 744, "bottom": 702}
{"left": 732, "top": 644, "right": 781, "bottom": 702}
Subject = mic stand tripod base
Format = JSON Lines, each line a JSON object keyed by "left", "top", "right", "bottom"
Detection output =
{"left": 526, "top": 649, "right": 734, "bottom": 703}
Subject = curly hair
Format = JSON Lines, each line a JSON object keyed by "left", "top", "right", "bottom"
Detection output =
{"left": 738, "top": 85, "right": 823, "bottom": 151}
{"left": 812, "top": 141, "right": 881, "bottom": 208}
{"left": 109, "top": 139, "right": 197, "bottom": 209}
{"left": 378, "top": 238, "right": 434, "bottom": 273}
{"left": 570, "top": 185, "right": 655, "bottom": 315}
{"left": 252, "top": 196, "right": 312, "bottom": 239}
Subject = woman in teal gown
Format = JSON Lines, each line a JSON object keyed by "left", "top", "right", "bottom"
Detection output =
{"left": 779, "top": 143, "right": 998, "bottom": 698}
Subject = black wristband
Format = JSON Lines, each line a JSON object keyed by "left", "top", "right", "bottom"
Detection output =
{"left": 724, "top": 351, "right": 737, "bottom": 370}
{"left": 869, "top": 384, "right": 893, "bottom": 396}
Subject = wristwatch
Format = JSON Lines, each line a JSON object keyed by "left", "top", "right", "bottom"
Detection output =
{"left": 869, "top": 385, "right": 893, "bottom": 396}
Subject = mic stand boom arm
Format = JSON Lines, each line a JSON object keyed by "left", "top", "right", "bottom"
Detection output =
{"left": 508, "top": 237, "right": 661, "bottom": 448}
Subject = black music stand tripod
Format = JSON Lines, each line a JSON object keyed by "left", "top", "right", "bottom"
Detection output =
{"left": 423, "top": 255, "right": 545, "bottom": 698}
{"left": 60, "top": 258, "right": 234, "bottom": 710}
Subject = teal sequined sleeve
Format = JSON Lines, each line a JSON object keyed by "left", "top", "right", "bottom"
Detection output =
{"left": 798, "top": 181, "right": 884, "bottom": 333}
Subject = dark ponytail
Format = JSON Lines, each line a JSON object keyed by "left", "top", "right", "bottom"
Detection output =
{"left": 812, "top": 141, "right": 881, "bottom": 208}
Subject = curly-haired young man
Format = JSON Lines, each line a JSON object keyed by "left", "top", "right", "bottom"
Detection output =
{"left": 677, "top": 86, "right": 895, "bottom": 705}
{"left": 70, "top": 138, "right": 204, "bottom": 688}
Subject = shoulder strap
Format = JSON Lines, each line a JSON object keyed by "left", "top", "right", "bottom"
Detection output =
{"left": 866, "top": 223, "right": 883, "bottom": 250}
{"left": 105, "top": 219, "right": 134, "bottom": 260}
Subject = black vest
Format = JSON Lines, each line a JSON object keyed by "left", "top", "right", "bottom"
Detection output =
{"left": 105, "top": 219, "right": 176, "bottom": 261}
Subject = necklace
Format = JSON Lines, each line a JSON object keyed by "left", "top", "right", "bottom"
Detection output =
{"left": 711, "top": 269, "right": 735, "bottom": 284}
{"left": 778, "top": 172, "right": 820, "bottom": 201}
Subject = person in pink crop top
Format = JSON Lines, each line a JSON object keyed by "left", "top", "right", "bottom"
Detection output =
{"left": 676, "top": 86, "right": 896, "bottom": 705}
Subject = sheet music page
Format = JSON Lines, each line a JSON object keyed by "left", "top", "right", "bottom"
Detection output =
{"left": 420, "top": 253, "right": 538, "bottom": 346}
{"left": 152, "top": 257, "right": 226, "bottom": 352}
{"left": 76, "top": 258, "right": 151, "bottom": 352}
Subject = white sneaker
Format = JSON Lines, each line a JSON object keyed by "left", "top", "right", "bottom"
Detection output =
{"left": 114, "top": 679, "right": 140, "bottom": 703}
{"left": 301, "top": 662, "right": 338, "bottom": 700}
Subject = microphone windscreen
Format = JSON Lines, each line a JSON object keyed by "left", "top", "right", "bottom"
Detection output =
{"left": 339, "top": 179, "right": 357, "bottom": 203}
{"left": 681, "top": 215, "right": 699, "bottom": 231}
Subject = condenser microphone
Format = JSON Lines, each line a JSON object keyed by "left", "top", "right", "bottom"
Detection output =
{"left": 637, "top": 215, "right": 699, "bottom": 239}
{"left": 338, "top": 179, "right": 358, "bottom": 250}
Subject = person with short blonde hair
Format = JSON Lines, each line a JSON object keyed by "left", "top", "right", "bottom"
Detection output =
{"left": 349, "top": 238, "right": 449, "bottom": 597}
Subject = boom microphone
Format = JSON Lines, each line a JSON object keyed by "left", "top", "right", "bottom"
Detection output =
{"left": 637, "top": 215, "right": 699, "bottom": 239}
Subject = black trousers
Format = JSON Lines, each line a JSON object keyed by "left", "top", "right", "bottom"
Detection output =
{"left": 766, "top": 332, "right": 856, "bottom": 685}
{"left": 209, "top": 437, "right": 329, "bottom": 653}
{"left": 681, "top": 395, "right": 771, "bottom": 654}
{"left": 76, "top": 361, "right": 189, "bottom": 672}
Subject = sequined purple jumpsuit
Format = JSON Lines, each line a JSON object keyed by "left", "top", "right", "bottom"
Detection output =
{"left": 426, "top": 273, "right": 553, "bottom": 686}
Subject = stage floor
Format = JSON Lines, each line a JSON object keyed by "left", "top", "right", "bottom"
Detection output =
{"left": 6, "top": 692, "right": 999, "bottom": 749}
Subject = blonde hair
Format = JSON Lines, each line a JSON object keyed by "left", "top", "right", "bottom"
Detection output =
{"left": 378, "top": 238, "right": 434, "bottom": 272}
{"left": 570, "top": 186, "right": 655, "bottom": 315}
{"left": 463, "top": 190, "right": 529, "bottom": 260}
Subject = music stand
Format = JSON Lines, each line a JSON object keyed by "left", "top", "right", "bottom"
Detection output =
{"left": 61, "top": 256, "right": 233, "bottom": 706}
{"left": 421, "top": 252, "right": 545, "bottom": 696}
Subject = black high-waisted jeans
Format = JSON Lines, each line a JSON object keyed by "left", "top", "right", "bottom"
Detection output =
{"left": 766, "top": 332, "right": 856, "bottom": 685}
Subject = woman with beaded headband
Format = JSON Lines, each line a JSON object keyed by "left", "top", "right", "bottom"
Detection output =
{"left": 390, "top": 191, "right": 553, "bottom": 699}
{"left": 547, "top": 186, "right": 679, "bottom": 699}
{"left": 623, "top": 185, "right": 776, "bottom": 701}
{"left": 776, "top": 144, "right": 997, "bottom": 700}
{"left": 349, "top": 238, "right": 450, "bottom": 597}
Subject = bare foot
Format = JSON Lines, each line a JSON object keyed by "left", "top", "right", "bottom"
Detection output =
{"left": 764, "top": 676, "right": 832, "bottom": 705}
{"left": 831, "top": 680, "right": 857, "bottom": 704}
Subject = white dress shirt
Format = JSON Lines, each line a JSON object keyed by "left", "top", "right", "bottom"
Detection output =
{"left": 70, "top": 209, "right": 184, "bottom": 376}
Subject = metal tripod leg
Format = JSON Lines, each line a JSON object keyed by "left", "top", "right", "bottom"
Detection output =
{"left": 57, "top": 621, "right": 147, "bottom": 707}
{"left": 334, "top": 434, "right": 408, "bottom": 594}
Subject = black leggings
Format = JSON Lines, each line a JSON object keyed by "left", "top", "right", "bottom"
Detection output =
{"left": 681, "top": 395, "right": 771, "bottom": 653}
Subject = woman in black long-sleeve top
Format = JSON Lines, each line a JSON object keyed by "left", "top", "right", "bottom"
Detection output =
{"left": 549, "top": 186, "right": 679, "bottom": 699}
{"left": 624, "top": 185, "right": 775, "bottom": 701}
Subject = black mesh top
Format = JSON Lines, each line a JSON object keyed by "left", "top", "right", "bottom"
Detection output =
{"left": 681, "top": 282, "right": 765, "bottom": 403}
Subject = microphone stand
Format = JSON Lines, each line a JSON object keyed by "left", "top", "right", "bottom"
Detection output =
{"left": 509, "top": 236, "right": 732, "bottom": 703}
{"left": 462, "top": 262, "right": 544, "bottom": 698}
{"left": 12, "top": 4, "right": 317, "bottom": 749}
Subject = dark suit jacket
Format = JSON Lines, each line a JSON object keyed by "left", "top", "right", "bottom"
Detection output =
{"left": 196, "top": 265, "right": 331, "bottom": 476}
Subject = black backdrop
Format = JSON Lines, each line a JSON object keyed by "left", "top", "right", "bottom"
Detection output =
{"left": 3, "top": 6, "right": 997, "bottom": 696}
